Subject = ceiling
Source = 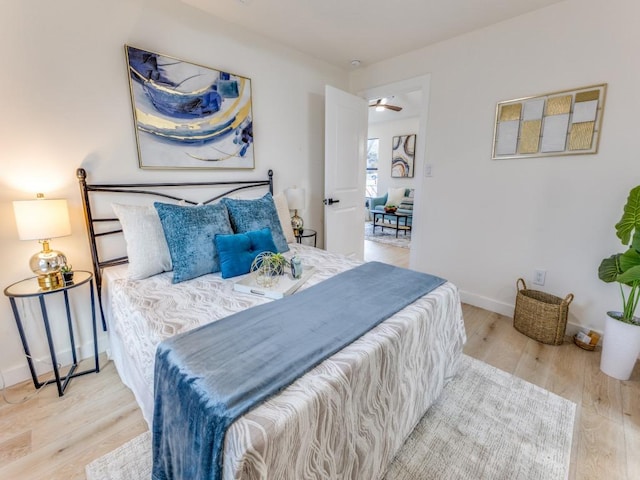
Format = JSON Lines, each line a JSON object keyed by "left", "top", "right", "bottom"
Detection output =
{"left": 180, "top": 0, "right": 565, "bottom": 69}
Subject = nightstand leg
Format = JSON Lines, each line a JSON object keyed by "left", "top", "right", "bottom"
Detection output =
{"left": 9, "top": 298, "right": 41, "bottom": 389}
{"left": 63, "top": 290, "right": 78, "bottom": 365}
{"left": 39, "top": 296, "right": 64, "bottom": 396}
{"left": 90, "top": 279, "right": 99, "bottom": 373}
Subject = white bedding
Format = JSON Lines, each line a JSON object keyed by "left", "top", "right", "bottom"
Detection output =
{"left": 103, "top": 244, "right": 466, "bottom": 479}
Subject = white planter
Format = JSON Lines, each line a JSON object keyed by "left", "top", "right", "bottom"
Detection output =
{"left": 600, "top": 312, "right": 640, "bottom": 380}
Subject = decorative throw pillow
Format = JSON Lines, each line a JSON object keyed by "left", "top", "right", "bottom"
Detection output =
{"left": 214, "top": 228, "right": 278, "bottom": 279}
{"left": 154, "top": 202, "right": 233, "bottom": 283}
{"left": 273, "top": 192, "right": 296, "bottom": 244}
{"left": 385, "top": 187, "right": 406, "bottom": 207}
{"left": 111, "top": 203, "right": 172, "bottom": 280}
{"left": 221, "top": 193, "right": 290, "bottom": 253}
{"left": 399, "top": 196, "right": 414, "bottom": 211}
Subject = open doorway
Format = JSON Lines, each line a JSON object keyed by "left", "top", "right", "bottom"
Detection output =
{"left": 363, "top": 89, "right": 422, "bottom": 266}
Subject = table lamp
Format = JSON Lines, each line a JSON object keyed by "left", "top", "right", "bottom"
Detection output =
{"left": 13, "top": 193, "right": 71, "bottom": 289}
{"left": 284, "top": 187, "right": 305, "bottom": 236}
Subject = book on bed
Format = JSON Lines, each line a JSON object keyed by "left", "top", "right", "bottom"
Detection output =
{"left": 233, "top": 266, "right": 315, "bottom": 299}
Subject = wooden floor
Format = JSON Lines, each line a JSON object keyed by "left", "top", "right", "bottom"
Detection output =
{"left": 363, "top": 237, "right": 409, "bottom": 268}
{"left": 0, "top": 241, "right": 637, "bottom": 479}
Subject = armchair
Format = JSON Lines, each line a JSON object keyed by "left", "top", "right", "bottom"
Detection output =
{"left": 369, "top": 193, "right": 388, "bottom": 212}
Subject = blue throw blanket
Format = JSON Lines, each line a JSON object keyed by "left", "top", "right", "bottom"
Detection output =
{"left": 152, "top": 261, "right": 446, "bottom": 480}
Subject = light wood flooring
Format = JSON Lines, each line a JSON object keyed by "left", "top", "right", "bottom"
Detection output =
{"left": 364, "top": 237, "right": 409, "bottom": 268}
{"left": 0, "top": 241, "right": 637, "bottom": 479}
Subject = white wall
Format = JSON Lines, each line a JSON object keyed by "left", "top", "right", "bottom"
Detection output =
{"left": 368, "top": 117, "right": 420, "bottom": 197}
{"left": 351, "top": 0, "right": 640, "bottom": 332}
{"left": 0, "top": 0, "right": 348, "bottom": 385}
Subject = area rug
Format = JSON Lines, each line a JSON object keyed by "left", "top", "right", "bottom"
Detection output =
{"left": 86, "top": 355, "right": 575, "bottom": 480}
{"left": 364, "top": 221, "right": 411, "bottom": 249}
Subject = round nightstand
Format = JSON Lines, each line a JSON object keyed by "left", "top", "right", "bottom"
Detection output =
{"left": 4, "top": 270, "right": 99, "bottom": 396}
{"left": 295, "top": 229, "right": 317, "bottom": 247}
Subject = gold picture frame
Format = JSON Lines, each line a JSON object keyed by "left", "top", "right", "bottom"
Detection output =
{"left": 492, "top": 84, "right": 607, "bottom": 160}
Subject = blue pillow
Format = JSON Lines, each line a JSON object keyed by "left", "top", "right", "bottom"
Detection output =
{"left": 214, "top": 228, "right": 278, "bottom": 279}
{"left": 221, "top": 193, "right": 289, "bottom": 253}
{"left": 154, "top": 202, "right": 233, "bottom": 283}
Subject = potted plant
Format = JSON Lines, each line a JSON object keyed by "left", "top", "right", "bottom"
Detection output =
{"left": 598, "top": 185, "right": 640, "bottom": 380}
{"left": 60, "top": 264, "right": 74, "bottom": 284}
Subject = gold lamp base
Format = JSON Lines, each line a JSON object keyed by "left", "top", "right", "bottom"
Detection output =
{"left": 37, "top": 272, "right": 63, "bottom": 289}
{"left": 291, "top": 210, "right": 304, "bottom": 236}
{"left": 30, "top": 240, "right": 67, "bottom": 290}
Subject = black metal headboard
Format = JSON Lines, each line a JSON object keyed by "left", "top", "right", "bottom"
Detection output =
{"left": 76, "top": 167, "right": 274, "bottom": 329}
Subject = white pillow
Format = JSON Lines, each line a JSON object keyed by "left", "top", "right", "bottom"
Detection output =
{"left": 273, "top": 192, "right": 296, "bottom": 244}
{"left": 111, "top": 203, "right": 172, "bottom": 280}
{"left": 386, "top": 187, "right": 406, "bottom": 207}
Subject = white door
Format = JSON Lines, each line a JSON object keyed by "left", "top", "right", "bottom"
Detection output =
{"left": 324, "top": 85, "right": 368, "bottom": 258}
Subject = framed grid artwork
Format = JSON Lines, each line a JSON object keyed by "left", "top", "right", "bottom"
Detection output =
{"left": 492, "top": 84, "right": 607, "bottom": 160}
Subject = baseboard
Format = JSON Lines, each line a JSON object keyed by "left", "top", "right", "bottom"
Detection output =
{"left": 459, "top": 289, "right": 602, "bottom": 343}
{"left": 1, "top": 341, "right": 98, "bottom": 388}
{"left": 459, "top": 290, "right": 514, "bottom": 318}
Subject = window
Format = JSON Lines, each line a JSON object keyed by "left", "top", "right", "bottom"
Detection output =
{"left": 366, "top": 138, "right": 379, "bottom": 197}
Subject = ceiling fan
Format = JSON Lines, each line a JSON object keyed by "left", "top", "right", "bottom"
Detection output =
{"left": 369, "top": 98, "right": 402, "bottom": 112}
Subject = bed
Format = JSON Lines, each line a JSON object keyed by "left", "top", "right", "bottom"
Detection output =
{"left": 77, "top": 168, "right": 467, "bottom": 480}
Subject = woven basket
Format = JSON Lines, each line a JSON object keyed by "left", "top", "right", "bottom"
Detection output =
{"left": 513, "top": 278, "right": 574, "bottom": 345}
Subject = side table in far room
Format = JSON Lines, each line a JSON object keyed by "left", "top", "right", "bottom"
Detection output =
{"left": 3, "top": 270, "right": 99, "bottom": 396}
{"left": 295, "top": 228, "right": 317, "bottom": 247}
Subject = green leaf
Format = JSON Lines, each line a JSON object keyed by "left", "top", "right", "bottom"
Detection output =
{"left": 615, "top": 185, "right": 640, "bottom": 245}
{"left": 599, "top": 254, "right": 621, "bottom": 282}
{"left": 616, "top": 265, "right": 640, "bottom": 284}
{"left": 632, "top": 229, "right": 640, "bottom": 252}
{"left": 619, "top": 248, "right": 640, "bottom": 271}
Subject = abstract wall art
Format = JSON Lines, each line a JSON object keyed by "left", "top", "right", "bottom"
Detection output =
{"left": 391, "top": 134, "right": 416, "bottom": 178}
{"left": 125, "top": 45, "right": 254, "bottom": 169}
{"left": 492, "top": 84, "right": 606, "bottom": 160}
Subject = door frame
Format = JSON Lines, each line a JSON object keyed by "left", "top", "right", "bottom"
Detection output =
{"left": 360, "top": 75, "right": 431, "bottom": 269}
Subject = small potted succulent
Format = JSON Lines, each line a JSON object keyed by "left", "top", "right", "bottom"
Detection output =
{"left": 60, "top": 264, "right": 74, "bottom": 284}
{"left": 384, "top": 205, "right": 397, "bottom": 213}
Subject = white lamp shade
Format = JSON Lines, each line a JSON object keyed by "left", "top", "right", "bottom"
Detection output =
{"left": 285, "top": 187, "right": 306, "bottom": 211}
{"left": 13, "top": 198, "right": 71, "bottom": 241}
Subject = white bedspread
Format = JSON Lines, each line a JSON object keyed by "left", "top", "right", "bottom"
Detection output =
{"left": 104, "top": 244, "right": 466, "bottom": 479}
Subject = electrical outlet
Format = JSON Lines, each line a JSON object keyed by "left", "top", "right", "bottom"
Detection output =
{"left": 424, "top": 163, "right": 433, "bottom": 177}
{"left": 533, "top": 269, "right": 546, "bottom": 286}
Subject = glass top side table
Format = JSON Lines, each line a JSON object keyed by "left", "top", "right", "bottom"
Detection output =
{"left": 4, "top": 270, "right": 100, "bottom": 396}
{"left": 295, "top": 228, "right": 317, "bottom": 247}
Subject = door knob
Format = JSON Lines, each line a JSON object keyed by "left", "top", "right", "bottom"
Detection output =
{"left": 323, "top": 198, "right": 340, "bottom": 205}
